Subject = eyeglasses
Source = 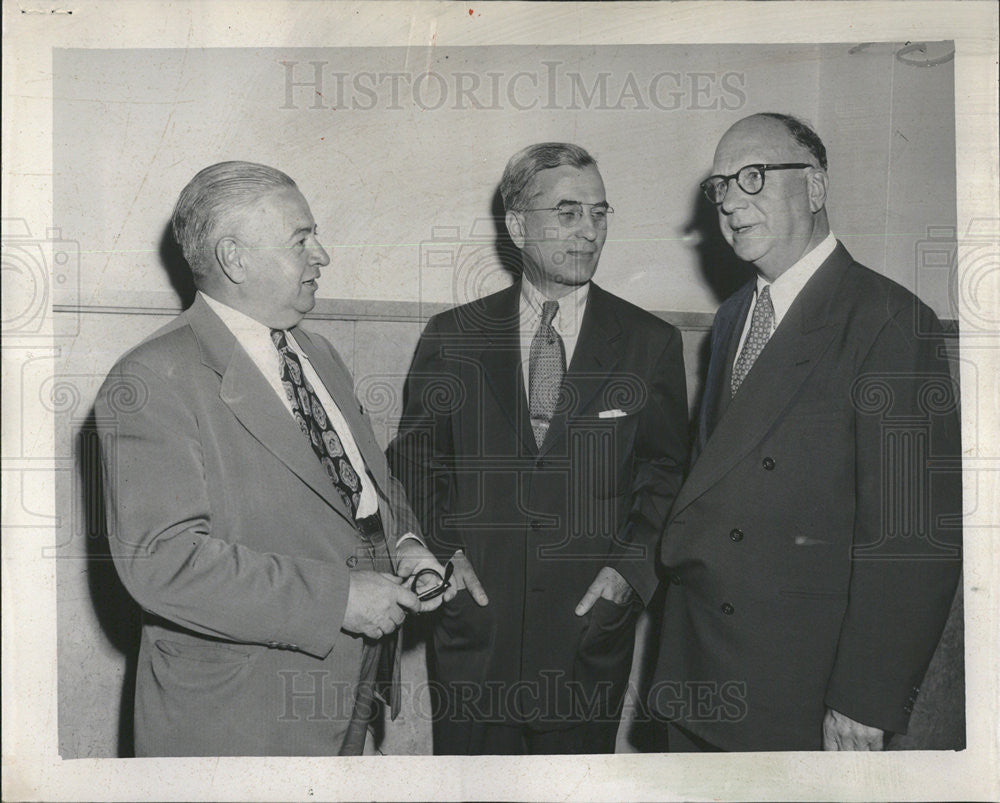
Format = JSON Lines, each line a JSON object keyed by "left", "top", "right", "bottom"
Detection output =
{"left": 411, "top": 560, "right": 454, "bottom": 601}
{"left": 700, "top": 163, "right": 813, "bottom": 205}
{"left": 522, "top": 202, "right": 614, "bottom": 228}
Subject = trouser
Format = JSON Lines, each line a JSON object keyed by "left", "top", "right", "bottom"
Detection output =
{"left": 433, "top": 717, "right": 621, "bottom": 755}
{"left": 339, "top": 512, "right": 396, "bottom": 756}
{"left": 665, "top": 721, "right": 724, "bottom": 753}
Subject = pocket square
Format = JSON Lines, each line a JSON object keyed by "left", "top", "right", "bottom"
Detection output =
{"left": 598, "top": 409, "right": 627, "bottom": 419}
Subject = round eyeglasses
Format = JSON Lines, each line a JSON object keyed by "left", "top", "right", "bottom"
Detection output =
{"left": 700, "top": 163, "right": 813, "bottom": 205}
{"left": 522, "top": 202, "right": 614, "bottom": 229}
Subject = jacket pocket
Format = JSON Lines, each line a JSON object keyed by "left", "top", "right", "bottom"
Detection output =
{"left": 778, "top": 588, "right": 849, "bottom": 600}
{"left": 154, "top": 638, "right": 252, "bottom": 663}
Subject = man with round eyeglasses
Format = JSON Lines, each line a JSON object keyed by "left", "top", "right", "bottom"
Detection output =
{"left": 649, "top": 113, "right": 962, "bottom": 752}
{"left": 390, "top": 142, "right": 689, "bottom": 754}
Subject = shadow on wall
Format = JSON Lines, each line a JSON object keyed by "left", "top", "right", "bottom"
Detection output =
{"left": 686, "top": 187, "right": 753, "bottom": 307}
{"left": 80, "top": 410, "right": 141, "bottom": 757}
{"left": 684, "top": 187, "right": 753, "bottom": 425}
{"left": 160, "top": 222, "right": 196, "bottom": 310}
{"left": 490, "top": 185, "right": 524, "bottom": 283}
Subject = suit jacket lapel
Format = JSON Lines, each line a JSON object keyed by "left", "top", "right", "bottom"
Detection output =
{"left": 187, "top": 297, "right": 356, "bottom": 527}
{"left": 671, "top": 244, "right": 852, "bottom": 519}
{"left": 476, "top": 285, "right": 538, "bottom": 456}
{"left": 695, "top": 281, "right": 754, "bottom": 461}
{"left": 538, "top": 283, "right": 622, "bottom": 458}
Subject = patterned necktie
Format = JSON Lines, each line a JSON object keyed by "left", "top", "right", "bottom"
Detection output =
{"left": 271, "top": 329, "right": 362, "bottom": 517}
{"left": 731, "top": 285, "right": 774, "bottom": 397}
{"left": 529, "top": 300, "right": 566, "bottom": 447}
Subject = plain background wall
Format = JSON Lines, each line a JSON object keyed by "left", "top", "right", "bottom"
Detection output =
{"left": 53, "top": 44, "right": 956, "bottom": 316}
{"left": 50, "top": 43, "right": 962, "bottom": 758}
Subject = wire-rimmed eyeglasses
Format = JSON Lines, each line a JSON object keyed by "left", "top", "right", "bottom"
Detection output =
{"left": 522, "top": 202, "right": 614, "bottom": 228}
{"left": 700, "top": 163, "right": 813, "bottom": 205}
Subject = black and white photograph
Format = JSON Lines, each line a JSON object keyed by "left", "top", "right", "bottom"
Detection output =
{"left": 2, "top": 2, "right": 997, "bottom": 801}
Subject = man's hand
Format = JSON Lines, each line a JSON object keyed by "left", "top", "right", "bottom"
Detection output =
{"left": 822, "top": 708, "right": 884, "bottom": 750}
{"left": 575, "top": 566, "right": 635, "bottom": 616}
{"left": 342, "top": 570, "right": 421, "bottom": 639}
{"left": 449, "top": 549, "right": 489, "bottom": 605}
{"left": 395, "top": 539, "right": 457, "bottom": 611}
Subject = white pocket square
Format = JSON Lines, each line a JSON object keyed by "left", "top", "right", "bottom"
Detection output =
{"left": 598, "top": 409, "right": 627, "bottom": 419}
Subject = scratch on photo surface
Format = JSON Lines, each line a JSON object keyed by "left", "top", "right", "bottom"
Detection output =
{"left": 99, "top": 23, "right": 193, "bottom": 286}
{"left": 425, "top": 18, "right": 438, "bottom": 77}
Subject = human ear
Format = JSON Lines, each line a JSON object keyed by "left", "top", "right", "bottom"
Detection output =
{"left": 506, "top": 210, "right": 527, "bottom": 250}
{"left": 806, "top": 168, "right": 829, "bottom": 213}
{"left": 216, "top": 237, "right": 247, "bottom": 284}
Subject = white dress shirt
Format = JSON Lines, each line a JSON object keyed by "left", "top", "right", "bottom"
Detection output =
{"left": 519, "top": 279, "right": 590, "bottom": 393}
{"left": 733, "top": 232, "right": 837, "bottom": 367}
{"left": 200, "top": 292, "right": 379, "bottom": 519}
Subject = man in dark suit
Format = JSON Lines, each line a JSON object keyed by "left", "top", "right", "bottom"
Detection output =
{"left": 389, "top": 143, "right": 689, "bottom": 754}
{"left": 649, "top": 113, "right": 962, "bottom": 751}
{"left": 97, "top": 161, "right": 453, "bottom": 756}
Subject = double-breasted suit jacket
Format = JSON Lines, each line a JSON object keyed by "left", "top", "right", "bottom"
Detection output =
{"left": 390, "top": 282, "right": 689, "bottom": 732}
{"left": 97, "top": 295, "right": 420, "bottom": 756}
{"left": 650, "top": 243, "right": 962, "bottom": 750}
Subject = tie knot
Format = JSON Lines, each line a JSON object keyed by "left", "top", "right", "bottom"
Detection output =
{"left": 270, "top": 328, "right": 290, "bottom": 351}
{"left": 757, "top": 284, "right": 773, "bottom": 312}
{"left": 540, "top": 300, "right": 559, "bottom": 328}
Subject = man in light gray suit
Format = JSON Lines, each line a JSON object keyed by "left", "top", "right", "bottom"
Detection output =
{"left": 97, "top": 161, "right": 454, "bottom": 756}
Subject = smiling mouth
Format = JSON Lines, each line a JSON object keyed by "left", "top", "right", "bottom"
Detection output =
{"left": 730, "top": 223, "right": 757, "bottom": 235}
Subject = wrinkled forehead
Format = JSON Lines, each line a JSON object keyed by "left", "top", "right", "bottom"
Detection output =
{"left": 526, "top": 164, "right": 606, "bottom": 205}
{"left": 712, "top": 119, "right": 804, "bottom": 174}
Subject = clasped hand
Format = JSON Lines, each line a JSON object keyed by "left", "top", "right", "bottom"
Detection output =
{"left": 342, "top": 541, "right": 457, "bottom": 640}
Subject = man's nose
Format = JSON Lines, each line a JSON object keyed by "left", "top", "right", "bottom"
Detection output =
{"left": 311, "top": 240, "right": 331, "bottom": 266}
{"left": 719, "top": 178, "right": 748, "bottom": 215}
{"left": 576, "top": 211, "right": 599, "bottom": 240}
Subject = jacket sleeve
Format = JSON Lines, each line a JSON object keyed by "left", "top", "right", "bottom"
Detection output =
{"left": 386, "top": 314, "right": 461, "bottom": 563}
{"left": 610, "top": 324, "right": 690, "bottom": 605}
{"left": 97, "top": 357, "right": 350, "bottom": 659}
{"left": 823, "top": 305, "right": 962, "bottom": 734}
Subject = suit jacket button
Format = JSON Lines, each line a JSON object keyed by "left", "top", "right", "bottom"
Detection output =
{"left": 536, "top": 459, "right": 546, "bottom": 469}
{"left": 530, "top": 519, "right": 543, "bottom": 531}
{"left": 670, "top": 573, "right": 682, "bottom": 585}
{"left": 346, "top": 555, "right": 358, "bottom": 568}
{"left": 762, "top": 457, "right": 775, "bottom": 470}
{"left": 730, "top": 528, "right": 744, "bottom": 542}
{"left": 721, "top": 602, "right": 735, "bottom": 615}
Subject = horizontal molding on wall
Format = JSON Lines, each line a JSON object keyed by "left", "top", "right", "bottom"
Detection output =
{"left": 52, "top": 291, "right": 718, "bottom": 331}
{"left": 52, "top": 291, "right": 959, "bottom": 335}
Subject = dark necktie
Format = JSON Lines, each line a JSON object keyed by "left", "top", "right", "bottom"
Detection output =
{"left": 271, "top": 329, "right": 362, "bottom": 518}
{"left": 529, "top": 300, "right": 566, "bottom": 447}
{"left": 271, "top": 330, "right": 398, "bottom": 753}
{"left": 731, "top": 285, "right": 774, "bottom": 397}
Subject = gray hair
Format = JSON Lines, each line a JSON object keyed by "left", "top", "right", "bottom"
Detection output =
{"left": 499, "top": 143, "right": 597, "bottom": 212}
{"left": 171, "top": 161, "right": 297, "bottom": 279}
{"left": 757, "top": 113, "right": 828, "bottom": 170}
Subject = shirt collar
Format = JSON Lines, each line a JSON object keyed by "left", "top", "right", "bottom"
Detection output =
{"left": 756, "top": 232, "right": 837, "bottom": 325}
{"left": 199, "top": 291, "right": 304, "bottom": 356}
{"left": 519, "top": 278, "right": 590, "bottom": 338}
